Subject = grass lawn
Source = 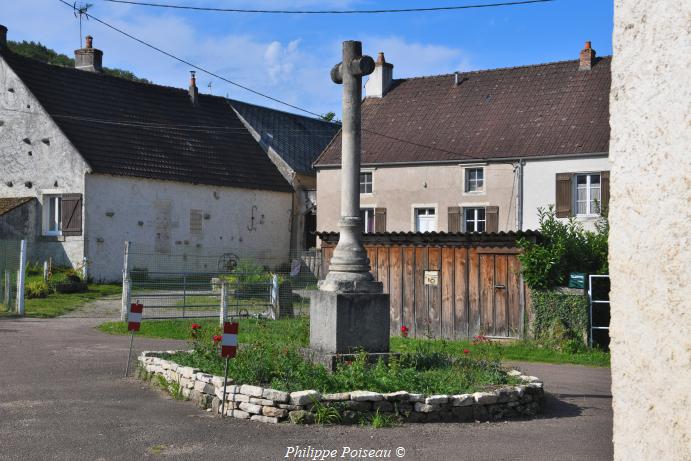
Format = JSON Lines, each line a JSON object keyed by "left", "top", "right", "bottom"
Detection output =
{"left": 24, "top": 284, "right": 121, "bottom": 317}
{"left": 99, "top": 317, "right": 609, "bottom": 367}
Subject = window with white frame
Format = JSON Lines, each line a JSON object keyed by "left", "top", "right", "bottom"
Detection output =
{"left": 464, "top": 207, "right": 486, "bottom": 232}
{"left": 44, "top": 195, "right": 62, "bottom": 236}
{"left": 359, "top": 172, "right": 373, "bottom": 194}
{"left": 360, "top": 208, "right": 375, "bottom": 233}
{"left": 465, "top": 167, "right": 484, "bottom": 193}
{"left": 575, "top": 173, "right": 601, "bottom": 216}
{"left": 415, "top": 208, "right": 437, "bottom": 232}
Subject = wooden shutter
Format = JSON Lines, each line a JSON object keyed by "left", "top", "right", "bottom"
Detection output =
{"left": 61, "top": 194, "right": 82, "bottom": 236}
{"left": 374, "top": 208, "right": 387, "bottom": 233}
{"left": 555, "top": 173, "right": 573, "bottom": 218}
{"left": 485, "top": 206, "right": 499, "bottom": 233}
{"left": 600, "top": 171, "right": 610, "bottom": 214}
{"left": 448, "top": 206, "right": 461, "bottom": 232}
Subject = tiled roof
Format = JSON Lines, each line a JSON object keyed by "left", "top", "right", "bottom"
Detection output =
{"left": 315, "top": 57, "right": 611, "bottom": 167}
{"left": 230, "top": 100, "right": 340, "bottom": 175}
{"left": 1, "top": 49, "right": 292, "bottom": 192}
{"left": 0, "top": 197, "right": 34, "bottom": 216}
{"left": 317, "top": 230, "right": 541, "bottom": 245}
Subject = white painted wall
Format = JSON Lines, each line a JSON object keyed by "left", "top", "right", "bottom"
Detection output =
{"left": 609, "top": 1, "right": 691, "bottom": 459}
{"left": 85, "top": 174, "right": 293, "bottom": 281}
{"left": 522, "top": 155, "right": 610, "bottom": 231}
{"left": 0, "top": 55, "right": 89, "bottom": 266}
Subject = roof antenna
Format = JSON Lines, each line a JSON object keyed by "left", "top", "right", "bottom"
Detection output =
{"left": 207, "top": 80, "right": 213, "bottom": 95}
{"left": 73, "top": 3, "right": 93, "bottom": 48}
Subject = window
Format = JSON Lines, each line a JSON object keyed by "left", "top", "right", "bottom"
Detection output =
{"left": 464, "top": 207, "right": 486, "bottom": 232}
{"left": 465, "top": 168, "right": 484, "bottom": 193}
{"left": 359, "top": 172, "right": 373, "bottom": 194}
{"left": 575, "top": 174, "right": 601, "bottom": 216}
{"left": 42, "top": 194, "right": 82, "bottom": 237}
{"left": 45, "top": 196, "right": 62, "bottom": 235}
{"left": 415, "top": 208, "right": 436, "bottom": 232}
{"left": 360, "top": 208, "right": 376, "bottom": 233}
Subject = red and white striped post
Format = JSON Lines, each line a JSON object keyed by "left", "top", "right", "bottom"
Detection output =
{"left": 220, "top": 322, "right": 238, "bottom": 418}
{"left": 124, "top": 302, "right": 144, "bottom": 377}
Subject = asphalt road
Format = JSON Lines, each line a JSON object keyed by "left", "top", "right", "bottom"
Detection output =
{"left": 0, "top": 317, "right": 613, "bottom": 461}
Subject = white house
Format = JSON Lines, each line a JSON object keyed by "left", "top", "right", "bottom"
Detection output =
{"left": 0, "top": 29, "right": 295, "bottom": 281}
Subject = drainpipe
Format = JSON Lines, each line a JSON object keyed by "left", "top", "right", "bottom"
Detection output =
{"left": 517, "top": 159, "right": 524, "bottom": 231}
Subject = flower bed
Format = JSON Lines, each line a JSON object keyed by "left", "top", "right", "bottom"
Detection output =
{"left": 138, "top": 351, "right": 544, "bottom": 425}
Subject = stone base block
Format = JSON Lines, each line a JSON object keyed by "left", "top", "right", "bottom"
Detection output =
{"left": 301, "top": 348, "right": 400, "bottom": 372}
{"left": 309, "top": 291, "right": 390, "bottom": 354}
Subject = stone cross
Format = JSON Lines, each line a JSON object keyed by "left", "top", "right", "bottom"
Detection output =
{"left": 320, "top": 41, "right": 381, "bottom": 294}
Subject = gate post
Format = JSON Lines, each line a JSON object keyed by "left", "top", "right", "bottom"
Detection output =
{"left": 220, "top": 281, "right": 228, "bottom": 326}
{"left": 121, "top": 241, "right": 130, "bottom": 321}
{"left": 16, "top": 240, "right": 26, "bottom": 316}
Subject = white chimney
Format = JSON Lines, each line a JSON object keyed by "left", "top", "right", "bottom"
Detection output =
{"left": 365, "top": 52, "right": 393, "bottom": 98}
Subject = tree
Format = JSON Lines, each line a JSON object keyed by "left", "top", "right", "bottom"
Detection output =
{"left": 321, "top": 111, "right": 337, "bottom": 122}
{"left": 7, "top": 40, "right": 150, "bottom": 84}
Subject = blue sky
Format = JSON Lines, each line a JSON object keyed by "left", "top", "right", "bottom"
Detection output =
{"left": 3, "top": 0, "right": 613, "bottom": 117}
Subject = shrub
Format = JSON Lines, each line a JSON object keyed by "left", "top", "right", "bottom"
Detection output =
{"left": 220, "top": 259, "right": 284, "bottom": 298}
{"left": 518, "top": 206, "right": 609, "bottom": 290}
{"left": 530, "top": 290, "right": 589, "bottom": 349}
{"left": 26, "top": 280, "right": 50, "bottom": 299}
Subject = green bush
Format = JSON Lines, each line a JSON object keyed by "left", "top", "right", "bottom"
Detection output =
{"left": 220, "top": 259, "right": 284, "bottom": 297}
{"left": 26, "top": 280, "right": 50, "bottom": 299}
{"left": 530, "top": 290, "right": 589, "bottom": 350}
{"left": 518, "top": 206, "right": 609, "bottom": 290}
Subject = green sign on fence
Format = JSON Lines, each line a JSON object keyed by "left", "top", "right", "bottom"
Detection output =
{"left": 568, "top": 272, "right": 585, "bottom": 289}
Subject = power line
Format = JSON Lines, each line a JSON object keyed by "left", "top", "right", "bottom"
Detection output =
{"left": 54, "top": 0, "right": 504, "bottom": 162}
{"left": 56, "top": 0, "right": 327, "bottom": 118}
{"left": 100, "top": 0, "right": 555, "bottom": 14}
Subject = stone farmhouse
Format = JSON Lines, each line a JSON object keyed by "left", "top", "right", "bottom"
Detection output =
{"left": 0, "top": 27, "right": 337, "bottom": 281}
{"left": 314, "top": 42, "right": 611, "bottom": 236}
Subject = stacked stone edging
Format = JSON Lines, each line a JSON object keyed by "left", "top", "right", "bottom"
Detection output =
{"left": 138, "top": 351, "right": 544, "bottom": 424}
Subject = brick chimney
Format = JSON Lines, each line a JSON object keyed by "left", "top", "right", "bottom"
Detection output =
{"left": 74, "top": 35, "right": 103, "bottom": 72}
{"left": 365, "top": 52, "right": 394, "bottom": 98}
{"left": 189, "top": 71, "right": 199, "bottom": 106}
{"left": 579, "top": 41, "right": 596, "bottom": 71}
{"left": 0, "top": 25, "right": 7, "bottom": 48}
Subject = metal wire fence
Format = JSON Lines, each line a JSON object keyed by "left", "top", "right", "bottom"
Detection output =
{"left": 123, "top": 243, "right": 322, "bottom": 321}
{"left": 0, "top": 240, "right": 21, "bottom": 314}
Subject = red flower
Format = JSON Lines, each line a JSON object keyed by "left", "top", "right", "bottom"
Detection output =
{"left": 400, "top": 325, "right": 409, "bottom": 338}
{"left": 463, "top": 349, "right": 470, "bottom": 354}
{"left": 191, "top": 323, "right": 201, "bottom": 330}
{"left": 213, "top": 335, "right": 222, "bottom": 343}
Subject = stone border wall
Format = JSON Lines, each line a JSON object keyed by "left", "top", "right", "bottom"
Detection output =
{"left": 139, "top": 351, "right": 544, "bottom": 424}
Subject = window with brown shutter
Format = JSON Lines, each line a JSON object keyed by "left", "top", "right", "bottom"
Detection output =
{"left": 555, "top": 173, "right": 573, "bottom": 218}
{"left": 60, "top": 194, "right": 82, "bottom": 236}
{"left": 485, "top": 206, "right": 499, "bottom": 233}
{"left": 374, "top": 208, "right": 387, "bottom": 232}
{"left": 600, "top": 171, "right": 610, "bottom": 214}
{"left": 448, "top": 206, "right": 461, "bottom": 232}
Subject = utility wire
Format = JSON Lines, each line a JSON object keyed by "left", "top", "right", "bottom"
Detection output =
{"left": 56, "top": 0, "right": 326, "bottom": 118}
{"left": 54, "top": 0, "right": 501, "bottom": 162}
{"left": 100, "top": 0, "right": 555, "bottom": 14}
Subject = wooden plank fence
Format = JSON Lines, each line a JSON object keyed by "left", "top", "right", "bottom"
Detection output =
{"left": 319, "top": 232, "right": 538, "bottom": 340}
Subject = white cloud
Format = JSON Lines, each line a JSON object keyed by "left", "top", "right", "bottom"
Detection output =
{"left": 362, "top": 36, "right": 474, "bottom": 78}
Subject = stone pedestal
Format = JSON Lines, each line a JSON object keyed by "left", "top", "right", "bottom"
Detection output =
{"left": 309, "top": 291, "right": 390, "bottom": 354}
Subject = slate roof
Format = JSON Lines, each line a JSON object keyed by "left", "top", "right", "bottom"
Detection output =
{"left": 315, "top": 57, "right": 611, "bottom": 167}
{"left": 0, "top": 197, "right": 34, "bottom": 216}
{"left": 0, "top": 49, "right": 292, "bottom": 192}
{"left": 230, "top": 100, "right": 340, "bottom": 175}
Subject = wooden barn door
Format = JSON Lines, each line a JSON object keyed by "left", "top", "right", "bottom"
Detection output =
{"left": 472, "top": 250, "right": 522, "bottom": 338}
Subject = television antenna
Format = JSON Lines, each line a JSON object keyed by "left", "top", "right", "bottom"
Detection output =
{"left": 73, "top": 2, "right": 93, "bottom": 47}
